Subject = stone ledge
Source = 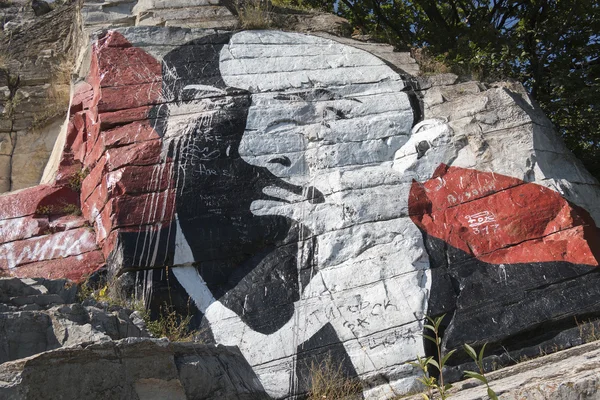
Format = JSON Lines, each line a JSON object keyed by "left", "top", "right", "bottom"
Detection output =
{"left": 408, "top": 341, "right": 600, "bottom": 400}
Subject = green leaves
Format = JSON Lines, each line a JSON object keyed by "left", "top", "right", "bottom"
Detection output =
{"left": 405, "top": 314, "right": 457, "bottom": 399}
{"left": 463, "top": 371, "right": 488, "bottom": 384}
{"left": 407, "top": 318, "right": 498, "bottom": 400}
{"left": 463, "top": 343, "right": 498, "bottom": 400}
{"left": 464, "top": 343, "right": 477, "bottom": 361}
{"left": 487, "top": 387, "right": 499, "bottom": 400}
{"left": 424, "top": 334, "right": 440, "bottom": 346}
{"left": 441, "top": 349, "right": 456, "bottom": 368}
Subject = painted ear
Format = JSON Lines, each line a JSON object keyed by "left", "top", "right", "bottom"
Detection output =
{"left": 411, "top": 118, "right": 447, "bottom": 136}
{"left": 416, "top": 140, "right": 431, "bottom": 159}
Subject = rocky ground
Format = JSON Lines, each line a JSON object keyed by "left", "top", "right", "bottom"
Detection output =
{"left": 2, "top": 277, "right": 600, "bottom": 399}
{"left": 0, "top": 277, "right": 267, "bottom": 399}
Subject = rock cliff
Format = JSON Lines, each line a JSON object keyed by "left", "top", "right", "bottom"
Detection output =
{"left": 1, "top": 1, "right": 600, "bottom": 399}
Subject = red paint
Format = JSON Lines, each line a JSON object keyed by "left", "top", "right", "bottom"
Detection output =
{"left": 0, "top": 185, "right": 79, "bottom": 220}
{"left": 105, "top": 163, "right": 175, "bottom": 196}
{"left": 11, "top": 250, "right": 105, "bottom": 282}
{"left": 0, "top": 32, "right": 165, "bottom": 282}
{"left": 70, "top": 82, "right": 93, "bottom": 114}
{"left": 409, "top": 164, "right": 600, "bottom": 266}
{"left": 81, "top": 157, "right": 107, "bottom": 203}
{"left": 0, "top": 228, "right": 98, "bottom": 271}
{"left": 104, "top": 139, "right": 163, "bottom": 171}
{"left": 82, "top": 183, "right": 107, "bottom": 223}
{"left": 97, "top": 82, "right": 163, "bottom": 113}
{"left": 98, "top": 106, "right": 155, "bottom": 129}
{"left": 102, "top": 120, "right": 160, "bottom": 148}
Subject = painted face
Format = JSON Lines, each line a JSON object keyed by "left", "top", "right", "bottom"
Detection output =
{"left": 237, "top": 81, "right": 415, "bottom": 235}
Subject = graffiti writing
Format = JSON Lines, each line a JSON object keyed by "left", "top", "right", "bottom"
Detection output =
{"left": 447, "top": 181, "right": 497, "bottom": 205}
{"left": 465, "top": 211, "right": 500, "bottom": 234}
{"left": 0, "top": 228, "right": 95, "bottom": 270}
{"left": 366, "top": 326, "right": 420, "bottom": 350}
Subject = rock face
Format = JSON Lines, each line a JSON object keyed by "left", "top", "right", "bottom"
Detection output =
{"left": 0, "top": 337, "right": 267, "bottom": 400}
{"left": 1, "top": 2, "right": 600, "bottom": 399}
{"left": 0, "top": 277, "right": 149, "bottom": 364}
{"left": 0, "top": 3, "right": 77, "bottom": 192}
{"left": 0, "top": 277, "right": 267, "bottom": 399}
{"left": 425, "top": 340, "right": 600, "bottom": 400}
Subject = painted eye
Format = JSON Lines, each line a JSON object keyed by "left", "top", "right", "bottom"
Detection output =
{"left": 268, "top": 156, "right": 291, "bottom": 167}
{"left": 322, "top": 107, "right": 347, "bottom": 121}
{"left": 416, "top": 141, "right": 430, "bottom": 159}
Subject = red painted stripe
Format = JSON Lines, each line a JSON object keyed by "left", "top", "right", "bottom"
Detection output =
{"left": 409, "top": 164, "right": 600, "bottom": 266}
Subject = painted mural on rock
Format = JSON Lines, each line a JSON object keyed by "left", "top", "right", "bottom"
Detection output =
{"left": 1, "top": 28, "right": 600, "bottom": 399}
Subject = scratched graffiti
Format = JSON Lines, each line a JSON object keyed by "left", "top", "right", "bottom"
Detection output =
{"left": 446, "top": 181, "right": 497, "bottom": 205}
{"left": 0, "top": 228, "right": 96, "bottom": 270}
{"left": 465, "top": 211, "right": 500, "bottom": 234}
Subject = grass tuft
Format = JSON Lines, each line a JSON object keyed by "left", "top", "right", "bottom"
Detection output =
{"left": 236, "top": 0, "right": 273, "bottom": 29}
{"left": 305, "top": 354, "right": 362, "bottom": 400}
{"left": 411, "top": 48, "right": 451, "bottom": 76}
{"left": 145, "top": 303, "right": 197, "bottom": 342}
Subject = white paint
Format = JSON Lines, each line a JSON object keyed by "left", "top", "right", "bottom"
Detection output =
{"left": 0, "top": 217, "right": 46, "bottom": 243}
{"left": 221, "top": 32, "right": 404, "bottom": 93}
{"left": 393, "top": 118, "right": 459, "bottom": 181}
{"left": 166, "top": 31, "right": 464, "bottom": 398}
{"left": 0, "top": 228, "right": 96, "bottom": 270}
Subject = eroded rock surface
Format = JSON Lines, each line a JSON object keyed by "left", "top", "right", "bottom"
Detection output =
{"left": 0, "top": 277, "right": 148, "bottom": 364}
{"left": 0, "top": 3, "right": 77, "bottom": 192}
{"left": 0, "top": 337, "right": 268, "bottom": 400}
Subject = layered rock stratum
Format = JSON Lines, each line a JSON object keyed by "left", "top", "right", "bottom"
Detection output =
{"left": 1, "top": 1, "right": 600, "bottom": 399}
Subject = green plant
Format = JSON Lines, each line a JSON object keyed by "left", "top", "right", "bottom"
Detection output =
{"left": 60, "top": 203, "right": 82, "bottom": 216}
{"left": 76, "top": 278, "right": 93, "bottom": 302}
{"left": 77, "top": 273, "right": 144, "bottom": 311}
{"left": 271, "top": 0, "right": 312, "bottom": 11}
{"left": 36, "top": 205, "right": 54, "bottom": 215}
{"left": 408, "top": 315, "right": 455, "bottom": 400}
{"left": 305, "top": 353, "right": 362, "bottom": 400}
{"left": 411, "top": 48, "right": 451, "bottom": 76}
{"left": 144, "top": 303, "right": 196, "bottom": 342}
{"left": 236, "top": 0, "right": 272, "bottom": 29}
{"left": 67, "top": 168, "right": 88, "bottom": 192}
{"left": 463, "top": 343, "right": 498, "bottom": 400}
{"left": 36, "top": 201, "right": 81, "bottom": 216}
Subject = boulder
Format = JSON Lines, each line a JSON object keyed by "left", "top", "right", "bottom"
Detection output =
{"left": 0, "top": 338, "right": 268, "bottom": 400}
{"left": 0, "top": 277, "right": 149, "bottom": 364}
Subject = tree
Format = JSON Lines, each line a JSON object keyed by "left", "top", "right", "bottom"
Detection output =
{"left": 297, "top": 0, "right": 600, "bottom": 180}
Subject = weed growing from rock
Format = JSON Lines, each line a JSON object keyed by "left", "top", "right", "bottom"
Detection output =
{"left": 305, "top": 353, "right": 362, "bottom": 400}
{"left": 236, "top": 0, "right": 272, "bottom": 29}
{"left": 407, "top": 315, "right": 500, "bottom": 400}
{"left": 144, "top": 303, "right": 197, "bottom": 342}
{"left": 408, "top": 315, "right": 456, "bottom": 400}
{"left": 67, "top": 168, "right": 89, "bottom": 192}
{"left": 463, "top": 343, "right": 498, "bottom": 400}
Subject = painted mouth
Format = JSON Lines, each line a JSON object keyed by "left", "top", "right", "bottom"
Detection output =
{"left": 262, "top": 184, "right": 325, "bottom": 204}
